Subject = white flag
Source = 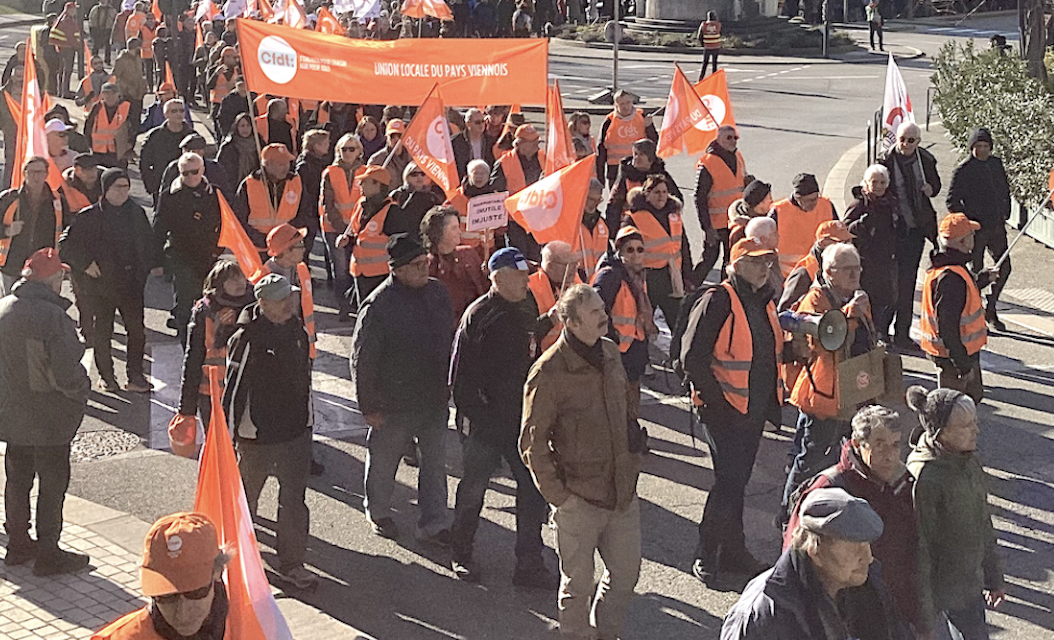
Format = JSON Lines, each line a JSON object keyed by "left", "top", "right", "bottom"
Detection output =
{"left": 223, "top": 0, "right": 247, "bottom": 18}
{"left": 880, "top": 53, "right": 914, "bottom": 151}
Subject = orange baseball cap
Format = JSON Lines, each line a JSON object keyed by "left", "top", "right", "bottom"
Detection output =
{"left": 730, "top": 237, "right": 776, "bottom": 264}
{"left": 815, "top": 220, "right": 855, "bottom": 242}
{"left": 939, "top": 212, "right": 981, "bottom": 239}
{"left": 385, "top": 119, "right": 405, "bottom": 135}
{"left": 266, "top": 223, "right": 308, "bottom": 257}
{"left": 21, "top": 248, "right": 69, "bottom": 281}
{"left": 515, "top": 124, "right": 540, "bottom": 141}
{"left": 360, "top": 165, "right": 392, "bottom": 186}
{"left": 140, "top": 513, "right": 219, "bottom": 597}
{"left": 614, "top": 225, "right": 643, "bottom": 247}
{"left": 260, "top": 143, "right": 295, "bottom": 163}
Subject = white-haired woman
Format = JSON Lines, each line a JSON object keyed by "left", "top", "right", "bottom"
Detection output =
{"left": 844, "top": 164, "right": 899, "bottom": 341}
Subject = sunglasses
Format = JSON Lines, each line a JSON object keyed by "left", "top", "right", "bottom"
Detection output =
{"left": 408, "top": 171, "right": 426, "bottom": 177}
{"left": 468, "top": 119, "right": 484, "bottom": 125}
{"left": 621, "top": 246, "right": 645, "bottom": 254}
{"left": 181, "top": 169, "right": 201, "bottom": 177}
{"left": 291, "top": 243, "right": 306, "bottom": 250}
{"left": 899, "top": 137, "right": 918, "bottom": 143}
{"left": 154, "top": 582, "right": 212, "bottom": 605}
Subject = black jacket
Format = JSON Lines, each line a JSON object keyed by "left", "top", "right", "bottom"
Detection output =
{"left": 879, "top": 146, "right": 940, "bottom": 241}
{"left": 224, "top": 303, "right": 312, "bottom": 444}
{"left": 159, "top": 157, "right": 233, "bottom": 200}
{"left": 945, "top": 155, "right": 1011, "bottom": 230}
{"left": 59, "top": 198, "right": 157, "bottom": 295}
{"left": 0, "top": 281, "right": 89, "bottom": 446}
{"left": 295, "top": 152, "right": 329, "bottom": 234}
{"left": 927, "top": 249, "right": 994, "bottom": 373}
{"left": 140, "top": 123, "right": 194, "bottom": 197}
{"left": 384, "top": 185, "right": 443, "bottom": 238}
{"left": 844, "top": 186, "right": 899, "bottom": 309}
{"left": 152, "top": 178, "right": 222, "bottom": 274}
{"left": 451, "top": 131, "right": 497, "bottom": 180}
{"left": 351, "top": 275, "right": 454, "bottom": 416}
{"left": 593, "top": 252, "right": 650, "bottom": 377}
{"left": 216, "top": 92, "right": 250, "bottom": 137}
{"left": 178, "top": 290, "right": 254, "bottom": 416}
{"left": 216, "top": 134, "right": 262, "bottom": 188}
{"left": 451, "top": 289, "right": 535, "bottom": 446}
{"left": 605, "top": 155, "right": 682, "bottom": 239}
{"left": 0, "top": 186, "right": 66, "bottom": 278}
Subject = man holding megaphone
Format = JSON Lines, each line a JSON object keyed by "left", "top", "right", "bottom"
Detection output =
{"left": 779, "top": 243, "right": 879, "bottom": 527}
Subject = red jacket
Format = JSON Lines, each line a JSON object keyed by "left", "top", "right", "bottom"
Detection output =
{"left": 428, "top": 246, "right": 488, "bottom": 324}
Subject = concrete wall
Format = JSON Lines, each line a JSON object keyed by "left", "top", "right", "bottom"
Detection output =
{"left": 644, "top": 0, "right": 778, "bottom": 21}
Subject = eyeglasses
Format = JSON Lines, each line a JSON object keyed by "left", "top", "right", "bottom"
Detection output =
{"left": 408, "top": 171, "right": 426, "bottom": 177}
{"left": 292, "top": 243, "right": 306, "bottom": 250}
{"left": 899, "top": 137, "right": 918, "bottom": 143}
{"left": 620, "top": 246, "right": 645, "bottom": 254}
{"left": 154, "top": 582, "right": 213, "bottom": 605}
{"left": 468, "top": 119, "right": 484, "bottom": 125}
{"left": 181, "top": 169, "right": 201, "bottom": 177}
{"left": 339, "top": 147, "right": 360, "bottom": 154}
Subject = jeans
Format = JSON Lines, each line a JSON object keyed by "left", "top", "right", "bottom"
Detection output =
{"left": 58, "top": 49, "right": 76, "bottom": 96}
{"left": 699, "top": 50, "right": 718, "bottom": 80}
{"left": 869, "top": 22, "right": 884, "bottom": 49}
{"left": 553, "top": 495, "right": 641, "bottom": 640}
{"left": 645, "top": 266, "right": 683, "bottom": 340}
{"left": 696, "top": 413, "right": 764, "bottom": 564}
{"left": 893, "top": 227, "right": 927, "bottom": 343}
{"left": 238, "top": 430, "right": 312, "bottom": 572}
{"left": 4, "top": 444, "right": 72, "bottom": 552}
{"left": 971, "top": 226, "right": 1011, "bottom": 310}
{"left": 943, "top": 596, "right": 990, "bottom": 640}
{"left": 169, "top": 258, "right": 208, "bottom": 347}
{"left": 323, "top": 232, "right": 352, "bottom": 313}
{"left": 91, "top": 27, "right": 112, "bottom": 63}
{"left": 450, "top": 433, "right": 547, "bottom": 564}
{"left": 90, "top": 283, "right": 147, "bottom": 382}
{"left": 781, "top": 411, "right": 849, "bottom": 512}
{"left": 364, "top": 408, "right": 450, "bottom": 535}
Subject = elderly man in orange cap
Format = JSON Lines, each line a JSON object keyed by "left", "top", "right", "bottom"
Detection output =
{"left": 778, "top": 219, "right": 855, "bottom": 313}
{"left": 93, "top": 513, "right": 231, "bottom": 639}
{"left": 234, "top": 144, "right": 311, "bottom": 254}
{"left": 490, "top": 124, "right": 546, "bottom": 260}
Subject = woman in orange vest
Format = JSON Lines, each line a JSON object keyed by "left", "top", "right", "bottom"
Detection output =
{"left": 772, "top": 172, "right": 838, "bottom": 278}
{"left": 697, "top": 11, "right": 722, "bottom": 81}
{"left": 605, "top": 138, "right": 683, "bottom": 240}
{"left": 626, "top": 174, "right": 694, "bottom": 338}
{"left": 340, "top": 164, "right": 394, "bottom": 306}
{"left": 320, "top": 133, "right": 365, "bottom": 320}
{"left": 567, "top": 111, "right": 597, "bottom": 159}
{"left": 176, "top": 259, "right": 252, "bottom": 427}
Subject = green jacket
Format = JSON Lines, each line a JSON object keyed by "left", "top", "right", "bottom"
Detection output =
{"left": 906, "top": 437, "right": 1004, "bottom": 623}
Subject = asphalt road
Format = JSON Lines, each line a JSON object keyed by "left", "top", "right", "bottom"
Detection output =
{"left": 0, "top": 14, "right": 1051, "bottom": 639}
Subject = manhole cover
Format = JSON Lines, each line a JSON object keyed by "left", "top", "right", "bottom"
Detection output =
{"left": 70, "top": 431, "right": 142, "bottom": 462}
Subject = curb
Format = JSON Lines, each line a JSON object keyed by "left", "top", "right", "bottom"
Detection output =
{"left": 0, "top": 16, "right": 42, "bottom": 28}
{"left": 554, "top": 36, "right": 860, "bottom": 58}
{"left": 822, "top": 139, "right": 867, "bottom": 214}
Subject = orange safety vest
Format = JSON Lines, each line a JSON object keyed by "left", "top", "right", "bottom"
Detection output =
{"left": 92, "top": 606, "right": 232, "bottom": 640}
{"left": 254, "top": 114, "right": 299, "bottom": 155}
{"left": 528, "top": 269, "right": 581, "bottom": 351}
{"left": 498, "top": 148, "right": 545, "bottom": 194}
{"left": 602, "top": 109, "right": 646, "bottom": 166}
{"left": 773, "top": 196, "right": 835, "bottom": 278}
{"left": 791, "top": 251, "right": 821, "bottom": 284}
{"left": 211, "top": 69, "right": 233, "bottom": 104}
{"left": 60, "top": 172, "right": 92, "bottom": 213}
{"left": 628, "top": 209, "right": 683, "bottom": 271}
{"left": 0, "top": 193, "right": 63, "bottom": 267}
{"left": 348, "top": 200, "right": 392, "bottom": 278}
{"left": 711, "top": 281, "right": 784, "bottom": 414}
{"left": 610, "top": 279, "right": 644, "bottom": 353}
{"left": 198, "top": 313, "right": 229, "bottom": 397}
{"left": 296, "top": 261, "right": 316, "bottom": 359}
{"left": 919, "top": 264, "right": 987, "bottom": 359}
{"left": 698, "top": 150, "right": 746, "bottom": 230}
{"left": 124, "top": 12, "right": 146, "bottom": 42}
{"left": 319, "top": 164, "right": 363, "bottom": 233}
{"left": 701, "top": 20, "right": 721, "bottom": 48}
{"left": 575, "top": 218, "right": 608, "bottom": 277}
{"left": 139, "top": 24, "right": 155, "bottom": 58}
{"left": 91, "top": 102, "right": 131, "bottom": 154}
{"left": 244, "top": 175, "right": 302, "bottom": 247}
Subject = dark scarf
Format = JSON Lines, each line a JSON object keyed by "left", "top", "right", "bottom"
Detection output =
{"left": 565, "top": 329, "right": 605, "bottom": 370}
{"left": 149, "top": 581, "right": 229, "bottom": 640}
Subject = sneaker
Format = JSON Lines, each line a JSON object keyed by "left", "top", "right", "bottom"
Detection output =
{"left": 416, "top": 528, "right": 452, "bottom": 547}
{"left": 451, "top": 555, "right": 481, "bottom": 583}
{"left": 4, "top": 540, "right": 37, "bottom": 566}
{"left": 276, "top": 565, "right": 318, "bottom": 589}
{"left": 369, "top": 517, "right": 400, "bottom": 540}
{"left": 310, "top": 457, "right": 325, "bottom": 476}
{"left": 125, "top": 376, "right": 154, "bottom": 393}
{"left": 691, "top": 558, "right": 714, "bottom": 585}
{"left": 512, "top": 562, "right": 559, "bottom": 590}
{"left": 722, "top": 548, "right": 768, "bottom": 578}
{"left": 33, "top": 549, "right": 90, "bottom": 576}
{"left": 987, "top": 314, "right": 1007, "bottom": 332}
{"left": 97, "top": 377, "right": 119, "bottom": 392}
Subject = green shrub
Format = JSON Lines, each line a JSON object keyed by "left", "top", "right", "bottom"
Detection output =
{"left": 934, "top": 40, "right": 1054, "bottom": 206}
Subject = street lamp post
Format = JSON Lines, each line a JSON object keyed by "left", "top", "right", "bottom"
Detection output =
{"left": 613, "top": 0, "right": 620, "bottom": 91}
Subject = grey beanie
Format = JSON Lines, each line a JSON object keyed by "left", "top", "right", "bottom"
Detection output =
{"left": 905, "top": 385, "right": 967, "bottom": 437}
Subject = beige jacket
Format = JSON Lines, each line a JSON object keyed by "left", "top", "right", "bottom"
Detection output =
{"left": 520, "top": 334, "right": 641, "bottom": 511}
{"left": 112, "top": 50, "right": 146, "bottom": 102}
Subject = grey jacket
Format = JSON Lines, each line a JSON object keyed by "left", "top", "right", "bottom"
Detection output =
{"left": 0, "top": 281, "right": 89, "bottom": 446}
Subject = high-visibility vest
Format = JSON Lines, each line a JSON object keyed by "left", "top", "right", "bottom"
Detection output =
{"left": 711, "top": 281, "right": 783, "bottom": 414}
{"left": 198, "top": 313, "right": 229, "bottom": 398}
{"left": 254, "top": 114, "right": 299, "bottom": 155}
{"left": 774, "top": 196, "right": 834, "bottom": 278}
{"left": 210, "top": 69, "right": 233, "bottom": 104}
{"left": 610, "top": 279, "right": 645, "bottom": 353}
{"left": 92, "top": 607, "right": 166, "bottom": 640}
{"left": 244, "top": 175, "right": 302, "bottom": 247}
{"left": 919, "top": 264, "right": 987, "bottom": 359}
{"left": 575, "top": 218, "right": 608, "bottom": 277}
{"left": 90, "top": 102, "right": 131, "bottom": 154}
{"left": 498, "top": 148, "right": 544, "bottom": 194}
{"left": 124, "top": 12, "right": 146, "bottom": 41}
{"left": 528, "top": 269, "right": 581, "bottom": 351}
{"left": 602, "top": 109, "right": 646, "bottom": 165}
{"left": 60, "top": 170, "right": 92, "bottom": 213}
{"left": 296, "top": 261, "right": 316, "bottom": 359}
{"left": 139, "top": 24, "right": 155, "bottom": 58}
{"left": 790, "top": 251, "right": 821, "bottom": 284}
{"left": 629, "top": 209, "right": 683, "bottom": 271}
{"left": 319, "top": 164, "right": 363, "bottom": 233}
{"left": 348, "top": 200, "right": 392, "bottom": 278}
{"left": 78, "top": 74, "right": 113, "bottom": 114}
{"left": 701, "top": 20, "right": 721, "bottom": 48}
{"left": 698, "top": 150, "right": 746, "bottom": 230}
{"left": 447, "top": 187, "right": 499, "bottom": 250}
{"left": 0, "top": 193, "right": 63, "bottom": 267}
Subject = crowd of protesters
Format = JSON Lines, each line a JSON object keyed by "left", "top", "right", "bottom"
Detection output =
{"left": 0, "top": 3, "right": 1019, "bottom": 639}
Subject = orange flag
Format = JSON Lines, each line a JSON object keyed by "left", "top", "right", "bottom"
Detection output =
{"left": 545, "top": 81, "right": 574, "bottom": 175}
{"left": 402, "top": 84, "right": 458, "bottom": 197}
{"left": 315, "top": 6, "right": 341, "bottom": 33}
{"left": 684, "top": 70, "right": 736, "bottom": 156}
{"left": 401, "top": 0, "right": 454, "bottom": 20}
{"left": 151, "top": 0, "right": 163, "bottom": 21}
{"left": 258, "top": 0, "right": 276, "bottom": 22}
{"left": 284, "top": 0, "right": 307, "bottom": 28}
{"left": 506, "top": 155, "right": 595, "bottom": 245}
{"left": 83, "top": 38, "right": 91, "bottom": 68}
{"left": 217, "top": 191, "right": 264, "bottom": 283}
{"left": 656, "top": 65, "right": 713, "bottom": 159}
{"left": 165, "top": 61, "right": 175, "bottom": 87}
{"left": 12, "top": 40, "right": 59, "bottom": 190}
{"left": 194, "top": 368, "right": 295, "bottom": 640}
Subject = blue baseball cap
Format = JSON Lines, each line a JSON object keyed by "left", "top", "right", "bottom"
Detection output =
{"left": 488, "top": 247, "right": 529, "bottom": 273}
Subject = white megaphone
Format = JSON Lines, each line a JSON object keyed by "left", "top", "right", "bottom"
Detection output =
{"left": 779, "top": 309, "right": 849, "bottom": 352}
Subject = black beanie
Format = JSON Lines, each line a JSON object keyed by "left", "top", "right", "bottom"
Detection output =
{"left": 743, "top": 180, "right": 771, "bottom": 208}
{"left": 968, "top": 128, "right": 993, "bottom": 149}
{"left": 100, "top": 167, "right": 129, "bottom": 197}
{"left": 905, "top": 385, "right": 968, "bottom": 438}
{"left": 387, "top": 233, "right": 426, "bottom": 269}
{"left": 792, "top": 173, "right": 820, "bottom": 196}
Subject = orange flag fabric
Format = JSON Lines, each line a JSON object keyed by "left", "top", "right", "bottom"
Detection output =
{"left": 237, "top": 20, "right": 546, "bottom": 106}
{"left": 12, "top": 41, "right": 59, "bottom": 190}
{"left": 257, "top": 0, "right": 276, "bottom": 22}
{"left": 506, "top": 155, "right": 595, "bottom": 245}
{"left": 151, "top": 0, "right": 163, "bottom": 21}
{"left": 196, "top": 0, "right": 220, "bottom": 21}
{"left": 217, "top": 191, "right": 264, "bottom": 283}
{"left": 545, "top": 81, "right": 574, "bottom": 175}
{"left": 657, "top": 65, "right": 712, "bottom": 159}
{"left": 194, "top": 368, "right": 295, "bottom": 640}
{"left": 283, "top": 0, "right": 307, "bottom": 28}
{"left": 401, "top": 0, "right": 454, "bottom": 20}
{"left": 402, "top": 84, "right": 458, "bottom": 197}
{"left": 165, "top": 61, "right": 175, "bottom": 87}
{"left": 684, "top": 70, "right": 736, "bottom": 156}
{"left": 315, "top": 6, "right": 341, "bottom": 33}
